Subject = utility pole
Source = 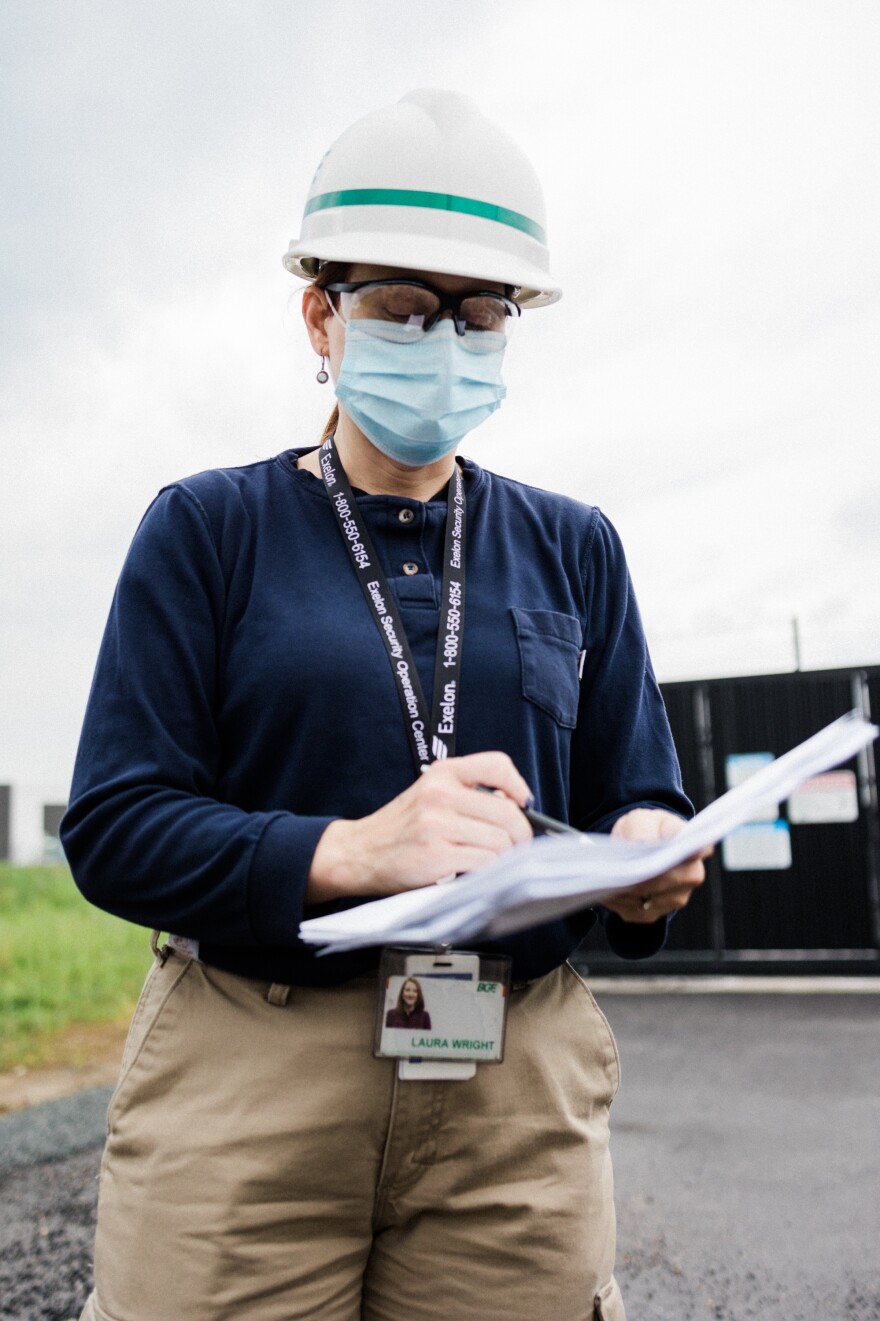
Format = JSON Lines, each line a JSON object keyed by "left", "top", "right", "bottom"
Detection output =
{"left": 792, "top": 616, "right": 802, "bottom": 671}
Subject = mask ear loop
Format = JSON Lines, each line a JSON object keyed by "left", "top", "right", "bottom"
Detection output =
{"left": 325, "top": 289, "right": 348, "bottom": 327}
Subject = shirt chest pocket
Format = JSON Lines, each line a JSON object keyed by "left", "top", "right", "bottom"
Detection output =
{"left": 511, "top": 608, "right": 583, "bottom": 729}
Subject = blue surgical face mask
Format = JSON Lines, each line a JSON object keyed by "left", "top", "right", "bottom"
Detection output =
{"left": 334, "top": 319, "right": 507, "bottom": 467}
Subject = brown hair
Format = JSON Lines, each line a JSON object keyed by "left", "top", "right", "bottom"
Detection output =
{"left": 311, "top": 262, "right": 349, "bottom": 443}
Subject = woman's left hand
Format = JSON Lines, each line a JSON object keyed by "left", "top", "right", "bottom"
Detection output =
{"left": 602, "top": 808, "right": 712, "bottom": 924}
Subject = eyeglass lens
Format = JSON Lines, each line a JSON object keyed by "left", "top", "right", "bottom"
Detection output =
{"left": 335, "top": 283, "right": 516, "bottom": 338}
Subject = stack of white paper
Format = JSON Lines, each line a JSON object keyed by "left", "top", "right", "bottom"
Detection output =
{"left": 299, "top": 710, "right": 877, "bottom": 954}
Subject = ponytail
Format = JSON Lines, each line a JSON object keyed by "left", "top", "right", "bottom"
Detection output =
{"left": 319, "top": 404, "right": 339, "bottom": 443}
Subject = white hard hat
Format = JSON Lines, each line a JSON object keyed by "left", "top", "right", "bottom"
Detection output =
{"left": 283, "top": 89, "right": 561, "bottom": 309}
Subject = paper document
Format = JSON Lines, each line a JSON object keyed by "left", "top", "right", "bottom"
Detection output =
{"left": 299, "top": 710, "right": 877, "bottom": 954}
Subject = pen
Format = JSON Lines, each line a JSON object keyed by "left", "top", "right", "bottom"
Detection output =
{"left": 475, "top": 785, "right": 583, "bottom": 838}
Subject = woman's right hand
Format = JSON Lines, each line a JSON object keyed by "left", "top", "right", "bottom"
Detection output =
{"left": 305, "top": 752, "right": 534, "bottom": 904}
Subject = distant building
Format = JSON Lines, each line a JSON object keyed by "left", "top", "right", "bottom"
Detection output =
{"left": 0, "top": 785, "right": 10, "bottom": 861}
{"left": 43, "top": 803, "right": 67, "bottom": 864}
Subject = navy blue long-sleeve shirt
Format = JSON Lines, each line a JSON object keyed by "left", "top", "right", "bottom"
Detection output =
{"left": 61, "top": 448, "right": 691, "bottom": 985}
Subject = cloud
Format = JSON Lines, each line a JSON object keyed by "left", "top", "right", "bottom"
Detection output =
{"left": 2, "top": 0, "right": 879, "bottom": 858}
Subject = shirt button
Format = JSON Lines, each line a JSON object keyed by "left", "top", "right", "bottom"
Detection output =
{"left": 402, "top": 562, "right": 419, "bottom": 576}
{"left": 398, "top": 508, "right": 415, "bottom": 524}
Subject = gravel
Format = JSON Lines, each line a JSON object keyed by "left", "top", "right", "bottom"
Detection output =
{"left": 2, "top": 994, "right": 878, "bottom": 1320}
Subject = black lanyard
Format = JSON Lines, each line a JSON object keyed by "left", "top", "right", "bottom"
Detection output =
{"left": 319, "top": 436, "right": 466, "bottom": 775}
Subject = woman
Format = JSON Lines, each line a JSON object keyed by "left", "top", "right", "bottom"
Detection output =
{"left": 385, "top": 977, "right": 431, "bottom": 1030}
{"left": 63, "top": 90, "right": 707, "bottom": 1321}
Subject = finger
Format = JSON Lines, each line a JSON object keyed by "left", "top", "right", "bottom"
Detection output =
{"left": 620, "top": 869, "right": 706, "bottom": 912}
{"left": 629, "top": 858, "right": 707, "bottom": 894}
{"left": 606, "top": 885, "right": 696, "bottom": 922}
{"left": 398, "top": 841, "right": 522, "bottom": 885}
{"left": 439, "top": 751, "right": 533, "bottom": 808}
{"left": 619, "top": 905, "right": 671, "bottom": 924}
{"left": 612, "top": 808, "right": 682, "bottom": 841}
{"left": 655, "top": 813, "right": 688, "bottom": 839}
{"left": 656, "top": 859, "right": 706, "bottom": 887}
{"left": 444, "top": 810, "right": 530, "bottom": 855}
{"left": 412, "top": 770, "right": 532, "bottom": 846}
{"left": 613, "top": 817, "right": 714, "bottom": 866}
{"left": 603, "top": 896, "right": 669, "bottom": 924}
{"left": 450, "top": 784, "right": 533, "bottom": 845}
{"left": 443, "top": 844, "right": 522, "bottom": 876}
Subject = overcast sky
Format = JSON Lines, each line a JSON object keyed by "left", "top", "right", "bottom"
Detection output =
{"left": 2, "top": 0, "right": 879, "bottom": 859}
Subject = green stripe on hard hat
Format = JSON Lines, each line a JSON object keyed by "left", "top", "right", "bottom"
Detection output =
{"left": 304, "top": 188, "right": 547, "bottom": 245}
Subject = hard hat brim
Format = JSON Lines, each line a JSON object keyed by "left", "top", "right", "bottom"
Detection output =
{"left": 282, "top": 231, "right": 561, "bottom": 309}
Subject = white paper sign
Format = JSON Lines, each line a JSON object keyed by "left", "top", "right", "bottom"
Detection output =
{"left": 725, "top": 752, "right": 779, "bottom": 823}
{"left": 722, "top": 820, "right": 792, "bottom": 871}
{"left": 788, "top": 770, "right": 859, "bottom": 824}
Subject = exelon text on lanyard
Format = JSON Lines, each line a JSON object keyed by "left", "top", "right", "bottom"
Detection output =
{"left": 320, "top": 435, "right": 466, "bottom": 776}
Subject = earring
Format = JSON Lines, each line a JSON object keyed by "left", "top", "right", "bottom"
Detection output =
{"left": 316, "top": 355, "right": 329, "bottom": 385}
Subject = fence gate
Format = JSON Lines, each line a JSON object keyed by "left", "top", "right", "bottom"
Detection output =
{"left": 575, "top": 666, "right": 880, "bottom": 975}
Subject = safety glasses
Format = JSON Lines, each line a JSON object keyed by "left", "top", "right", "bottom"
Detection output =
{"left": 324, "top": 279, "right": 521, "bottom": 344}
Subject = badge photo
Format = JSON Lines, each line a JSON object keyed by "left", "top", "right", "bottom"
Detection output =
{"left": 374, "top": 948, "right": 511, "bottom": 1066}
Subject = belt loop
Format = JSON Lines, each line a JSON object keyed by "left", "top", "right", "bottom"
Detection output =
{"left": 267, "top": 983, "right": 292, "bottom": 1007}
{"left": 150, "top": 929, "right": 170, "bottom": 966}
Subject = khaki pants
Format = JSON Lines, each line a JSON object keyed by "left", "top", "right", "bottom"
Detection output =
{"left": 79, "top": 950, "right": 626, "bottom": 1321}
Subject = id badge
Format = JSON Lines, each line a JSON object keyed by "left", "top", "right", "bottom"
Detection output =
{"left": 374, "top": 947, "right": 512, "bottom": 1078}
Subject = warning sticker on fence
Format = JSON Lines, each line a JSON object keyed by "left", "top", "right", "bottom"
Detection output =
{"left": 722, "top": 820, "right": 792, "bottom": 871}
{"left": 724, "top": 753, "right": 779, "bottom": 823}
{"left": 788, "top": 770, "right": 859, "bottom": 824}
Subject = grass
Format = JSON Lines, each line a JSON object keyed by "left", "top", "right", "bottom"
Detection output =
{"left": 0, "top": 864, "right": 153, "bottom": 1070}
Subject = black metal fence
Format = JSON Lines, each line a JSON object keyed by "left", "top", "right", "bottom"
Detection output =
{"left": 576, "top": 666, "right": 880, "bottom": 975}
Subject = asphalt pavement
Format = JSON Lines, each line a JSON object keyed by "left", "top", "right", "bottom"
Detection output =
{"left": 2, "top": 991, "right": 878, "bottom": 1320}
{"left": 602, "top": 993, "right": 880, "bottom": 1319}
